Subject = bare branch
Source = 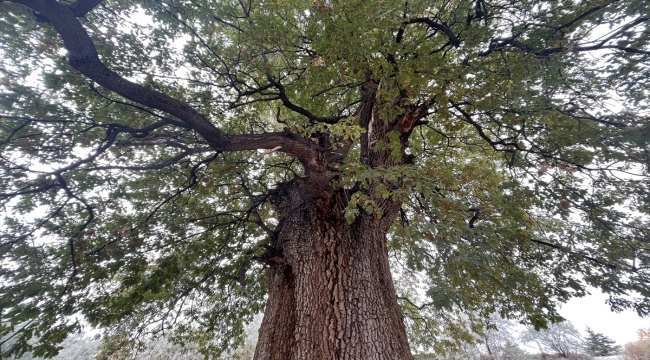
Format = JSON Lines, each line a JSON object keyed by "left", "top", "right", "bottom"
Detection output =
{"left": 257, "top": 146, "right": 282, "bottom": 161}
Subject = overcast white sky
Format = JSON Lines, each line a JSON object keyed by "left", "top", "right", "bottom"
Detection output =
{"left": 560, "top": 287, "right": 648, "bottom": 346}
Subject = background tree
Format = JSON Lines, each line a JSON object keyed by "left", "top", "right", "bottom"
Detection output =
{"left": 1, "top": 0, "right": 650, "bottom": 359}
{"left": 624, "top": 328, "right": 650, "bottom": 360}
{"left": 521, "top": 321, "right": 585, "bottom": 358}
{"left": 481, "top": 314, "right": 528, "bottom": 360}
{"left": 1, "top": 331, "right": 100, "bottom": 360}
{"left": 3, "top": 322, "right": 261, "bottom": 360}
{"left": 584, "top": 327, "right": 621, "bottom": 357}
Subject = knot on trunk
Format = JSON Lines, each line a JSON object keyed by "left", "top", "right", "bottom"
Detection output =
{"left": 255, "top": 244, "right": 286, "bottom": 266}
{"left": 268, "top": 180, "right": 305, "bottom": 215}
{"left": 269, "top": 176, "right": 336, "bottom": 219}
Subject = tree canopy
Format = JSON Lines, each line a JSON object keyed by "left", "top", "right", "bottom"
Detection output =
{"left": 1, "top": 0, "right": 649, "bottom": 358}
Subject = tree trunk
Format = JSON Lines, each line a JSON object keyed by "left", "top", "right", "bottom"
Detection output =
{"left": 253, "top": 180, "right": 413, "bottom": 360}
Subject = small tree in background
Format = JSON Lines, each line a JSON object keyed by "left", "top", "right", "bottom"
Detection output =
{"left": 521, "top": 321, "right": 584, "bottom": 358}
{"left": 624, "top": 329, "right": 650, "bottom": 360}
{"left": 584, "top": 327, "right": 621, "bottom": 357}
{"left": 482, "top": 315, "right": 528, "bottom": 359}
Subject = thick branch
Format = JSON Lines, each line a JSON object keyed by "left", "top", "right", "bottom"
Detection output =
{"left": 450, "top": 101, "right": 522, "bottom": 152}
{"left": 12, "top": 0, "right": 321, "bottom": 166}
{"left": 406, "top": 18, "right": 461, "bottom": 47}
{"left": 535, "top": 0, "right": 619, "bottom": 32}
{"left": 14, "top": 0, "right": 226, "bottom": 146}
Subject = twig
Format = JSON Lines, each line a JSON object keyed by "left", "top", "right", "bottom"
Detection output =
{"left": 257, "top": 146, "right": 282, "bottom": 161}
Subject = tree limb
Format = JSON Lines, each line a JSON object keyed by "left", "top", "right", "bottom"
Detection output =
{"left": 406, "top": 17, "right": 460, "bottom": 47}
{"left": 11, "top": 0, "right": 321, "bottom": 167}
{"left": 530, "top": 238, "right": 617, "bottom": 270}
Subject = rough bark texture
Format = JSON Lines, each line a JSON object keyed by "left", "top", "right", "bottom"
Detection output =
{"left": 253, "top": 180, "right": 413, "bottom": 360}
{"left": 251, "top": 82, "right": 429, "bottom": 360}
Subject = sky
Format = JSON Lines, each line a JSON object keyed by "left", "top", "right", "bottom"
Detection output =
{"left": 560, "top": 287, "right": 648, "bottom": 346}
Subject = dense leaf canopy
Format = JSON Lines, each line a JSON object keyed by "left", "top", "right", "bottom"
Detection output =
{"left": 1, "top": 0, "right": 649, "bottom": 357}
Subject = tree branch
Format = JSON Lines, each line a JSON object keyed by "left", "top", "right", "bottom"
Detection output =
{"left": 14, "top": 0, "right": 226, "bottom": 145}
{"left": 266, "top": 76, "right": 347, "bottom": 124}
{"left": 11, "top": 0, "right": 322, "bottom": 167}
{"left": 406, "top": 18, "right": 460, "bottom": 47}
{"left": 479, "top": 16, "right": 649, "bottom": 57}
{"left": 530, "top": 238, "right": 617, "bottom": 270}
{"left": 88, "top": 149, "right": 209, "bottom": 171}
{"left": 67, "top": 0, "right": 103, "bottom": 16}
{"left": 397, "top": 296, "right": 435, "bottom": 311}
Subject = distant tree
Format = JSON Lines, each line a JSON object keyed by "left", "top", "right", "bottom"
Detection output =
{"left": 96, "top": 314, "right": 262, "bottom": 360}
{"left": 624, "top": 328, "right": 650, "bottom": 360}
{"left": 482, "top": 315, "right": 528, "bottom": 360}
{"left": 6, "top": 318, "right": 260, "bottom": 360}
{"left": 624, "top": 339, "right": 650, "bottom": 360}
{"left": 584, "top": 327, "right": 621, "bottom": 356}
{"left": 10, "top": 332, "right": 100, "bottom": 360}
{"left": 521, "top": 321, "right": 584, "bottom": 358}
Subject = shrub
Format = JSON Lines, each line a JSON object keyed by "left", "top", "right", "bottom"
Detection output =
{"left": 624, "top": 329, "right": 650, "bottom": 360}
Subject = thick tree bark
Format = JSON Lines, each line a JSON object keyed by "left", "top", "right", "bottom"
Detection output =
{"left": 254, "top": 180, "right": 413, "bottom": 360}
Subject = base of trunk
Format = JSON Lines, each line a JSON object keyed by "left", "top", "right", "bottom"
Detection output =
{"left": 253, "top": 184, "right": 413, "bottom": 360}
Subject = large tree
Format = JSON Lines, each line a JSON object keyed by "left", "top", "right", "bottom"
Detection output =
{"left": 1, "top": 0, "right": 649, "bottom": 359}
